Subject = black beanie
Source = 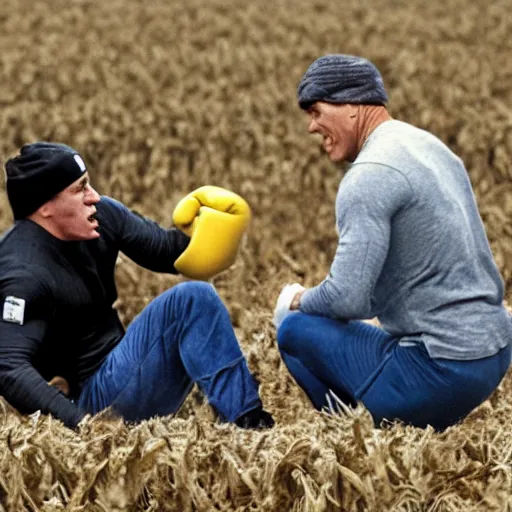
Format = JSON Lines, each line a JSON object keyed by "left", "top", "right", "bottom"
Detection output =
{"left": 5, "top": 142, "right": 87, "bottom": 220}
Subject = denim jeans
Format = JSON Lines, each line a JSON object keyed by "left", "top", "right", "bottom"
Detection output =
{"left": 78, "top": 282, "right": 261, "bottom": 423}
{"left": 277, "top": 312, "right": 511, "bottom": 430}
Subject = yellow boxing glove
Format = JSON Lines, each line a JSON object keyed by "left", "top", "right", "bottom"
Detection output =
{"left": 172, "top": 186, "right": 251, "bottom": 280}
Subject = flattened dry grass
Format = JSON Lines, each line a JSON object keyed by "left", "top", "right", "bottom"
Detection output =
{"left": 0, "top": 0, "right": 512, "bottom": 509}
{"left": 1, "top": 360, "right": 512, "bottom": 511}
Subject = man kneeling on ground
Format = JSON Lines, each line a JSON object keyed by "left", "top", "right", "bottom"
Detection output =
{"left": 274, "top": 54, "right": 511, "bottom": 430}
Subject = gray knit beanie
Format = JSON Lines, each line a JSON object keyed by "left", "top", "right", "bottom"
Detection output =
{"left": 297, "top": 54, "right": 388, "bottom": 110}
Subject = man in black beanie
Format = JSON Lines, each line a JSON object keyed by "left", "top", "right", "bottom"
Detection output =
{"left": 274, "top": 54, "right": 511, "bottom": 430}
{"left": 0, "top": 142, "right": 274, "bottom": 430}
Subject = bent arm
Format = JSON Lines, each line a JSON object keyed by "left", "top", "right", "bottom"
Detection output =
{"left": 0, "top": 275, "right": 85, "bottom": 429}
{"left": 0, "top": 320, "right": 85, "bottom": 429}
{"left": 98, "top": 196, "right": 190, "bottom": 273}
{"left": 300, "top": 164, "right": 413, "bottom": 320}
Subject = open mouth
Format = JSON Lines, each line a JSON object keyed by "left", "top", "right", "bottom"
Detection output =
{"left": 88, "top": 213, "right": 98, "bottom": 224}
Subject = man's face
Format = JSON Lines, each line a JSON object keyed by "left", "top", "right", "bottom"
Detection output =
{"left": 44, "top": 172, "right": 101, "bottom": 241}
{"left": 306, "top": 102, "right": 358, "bottom": 162}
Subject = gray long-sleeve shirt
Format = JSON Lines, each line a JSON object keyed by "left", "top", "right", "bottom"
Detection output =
{"left": 300, "top": 120, "right": 512, "bottom": 360}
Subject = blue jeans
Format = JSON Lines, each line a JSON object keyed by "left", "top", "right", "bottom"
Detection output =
{"left": 78, "top": 282, "right": 261, "bottom": 423}
{"left": 277, "top": 312, "right": 511, "bottom": 430}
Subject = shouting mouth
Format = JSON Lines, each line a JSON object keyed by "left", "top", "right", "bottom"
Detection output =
{"left": 88, "top": 212, "right": 99, "bottom": 228}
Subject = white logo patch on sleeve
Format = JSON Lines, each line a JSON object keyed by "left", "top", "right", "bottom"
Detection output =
{"left": 3, "top": 296, "right": 26, "bottom": 325}
{"left": 73, "top": 154, "right": 87, "bottom": 172}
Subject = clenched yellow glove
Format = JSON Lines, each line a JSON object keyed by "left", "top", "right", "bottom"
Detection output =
{"left": 172, "top": 186, "right": 251, "bottom": 280}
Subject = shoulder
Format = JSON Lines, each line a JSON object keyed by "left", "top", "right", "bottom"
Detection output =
{"left": 1, "top": 224, "right": 51, "bottom": 283}
{"left": 95, "top": 196, "right": 131, "bottom": 237}
{"left": 0, "top": 220, "right": 54, "bottom": 268}
{"left": 96, "top": 195, "right": 124, "bottom": 217}
{"left": 96, "top": 195, "right": 161, "bottom": 235}
{"left": 0, "top": 264, "right": 53, "bottom": 325}
{"left": 341, "top": 161, "right": 413, "bottom": 197}
{"left": 96, "top": 195, "right": 144, "bottom": 224}
{"left": 365, "top": 119, "right": 435, "bottom": 146}
{"left": 335, "top": 162, "right": 415, "bottom": 219}
{"left": 0, "top": 262, "right": 51, "bottom": 297}
{"left": 0, "top": 222, "right": 50, "bottom": 269}
{"left": 0, "top": 222, "right": 29, "bottom": 249}
{"left": 358, "top": 120, "right": 453, "bottom": 166}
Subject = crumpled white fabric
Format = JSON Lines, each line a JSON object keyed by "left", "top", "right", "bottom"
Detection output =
{"left": 273, "top": 283, "right": 305, "bottom": 329}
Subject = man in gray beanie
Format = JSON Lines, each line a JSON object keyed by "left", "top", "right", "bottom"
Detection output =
{"left": 297, "top": 54, "right": 388, "bottom": 109}
{"left": 0, "top": 142, "right": 274, "bottom": 430}
{"left": 274, "top": 54, "right": 512, "bottom": 430}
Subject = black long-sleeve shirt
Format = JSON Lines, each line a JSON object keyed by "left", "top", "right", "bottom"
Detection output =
{"left": 0, "top": 196, "right": 189, "bottom": 428}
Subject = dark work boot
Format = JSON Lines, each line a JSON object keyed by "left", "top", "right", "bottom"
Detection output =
{"left": 235, "top": 406, "right": 275, "bottom": 429}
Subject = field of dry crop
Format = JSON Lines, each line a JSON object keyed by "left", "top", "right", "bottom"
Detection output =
{"left": 1, "top": 0, "right": 512, "bottom": 510}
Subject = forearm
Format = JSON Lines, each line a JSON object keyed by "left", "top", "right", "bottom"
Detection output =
{"left": 121, "top": 225, "right": 190, "bottom": 273}
{"left": 299, "top": 241, "right": 377, "bottom": 320}
{"left": 0, "top": 278, "right": 84, "bottom": 428}
{"left": 1, "top": 366, "right": 85, "bottom": 429}
{"left": 100, "top": 196, "right": 190, "bottom": 272}
{"left": 300, "top": 282, "right": 372, "bottom": 319}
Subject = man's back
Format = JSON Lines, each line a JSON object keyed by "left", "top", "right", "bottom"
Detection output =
{"left": 355, "top": 119, "right": 512, "bottom": 359}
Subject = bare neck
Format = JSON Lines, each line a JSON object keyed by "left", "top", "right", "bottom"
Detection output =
{"left": 355, "top": 105, "right": 393, "bottom": 154}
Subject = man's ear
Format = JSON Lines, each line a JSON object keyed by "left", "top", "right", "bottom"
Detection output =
{"left": 37, "top": 200, "right": 54, "bottom": 219}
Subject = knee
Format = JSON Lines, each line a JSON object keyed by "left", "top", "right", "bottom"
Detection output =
{"left": 173, "top": 281, "right": 216, "bottom": 297}
{"left": 169, "top": 281, "right": 222, "bottom": 310}
{"left": 277, "top": 313, "right": 302, "bottom": 355}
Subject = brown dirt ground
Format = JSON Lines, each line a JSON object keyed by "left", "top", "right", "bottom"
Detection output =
{"left": 0, "top": 0, "right": 512, "bottom": 510}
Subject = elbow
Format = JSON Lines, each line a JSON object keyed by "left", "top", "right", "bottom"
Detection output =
{"left": 333, "top": 295, "right": 372, "bottom": 319}
{"left": 315, "top": 281, "right": 373, "bottom": 319}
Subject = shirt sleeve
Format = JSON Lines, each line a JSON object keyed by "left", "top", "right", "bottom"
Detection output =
{"left": 300, "top": 163, "right": 414, "bottom": 320}
{"left": 98, "top": 196, "right": 190, "bottom": 273}
{"left": 0, "top": 274, "right": 85, "bottom": 429}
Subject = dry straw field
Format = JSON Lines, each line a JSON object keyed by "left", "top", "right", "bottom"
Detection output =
{"left": 1, "top": 0, "right": 512, "bottom": 510}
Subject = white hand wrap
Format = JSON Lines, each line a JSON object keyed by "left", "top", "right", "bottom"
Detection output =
{"left": 273, "top": 283, "right": 305, "bottom": 329}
